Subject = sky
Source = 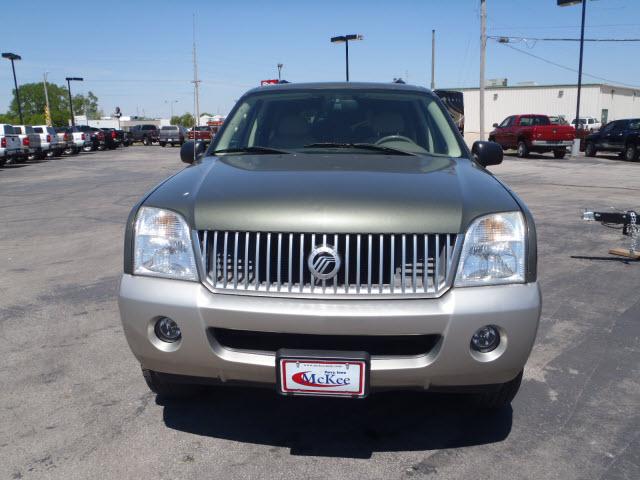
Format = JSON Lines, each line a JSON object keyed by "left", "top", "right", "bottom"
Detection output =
{"left": 1, "top": 0, "right": 638, "bottom": 119}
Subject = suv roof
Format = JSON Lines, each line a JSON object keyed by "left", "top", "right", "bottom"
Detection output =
{"left": 248, "top": 81, "right": 432, "bottom": 96}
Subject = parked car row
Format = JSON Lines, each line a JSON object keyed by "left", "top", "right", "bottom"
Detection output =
{"left": 488, "top": 113, "right": 640, "bottom": 161}
{"left": 0, "top": 123, "right": 131, "bottom": 167}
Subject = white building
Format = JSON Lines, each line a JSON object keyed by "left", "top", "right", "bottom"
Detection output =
{"left": 457, "top": 83, "right": 640, "bottom": 143}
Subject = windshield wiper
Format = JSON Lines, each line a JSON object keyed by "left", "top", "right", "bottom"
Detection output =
{"left": 213, "top": 146, "right": 291, "bottom": 155}
{"left": 303, "top": 142, "right": 416, "bottom": 156}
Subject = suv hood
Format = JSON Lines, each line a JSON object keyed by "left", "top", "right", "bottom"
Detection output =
{"left": 145, "top": 153, "right": 519, "bottom": 234}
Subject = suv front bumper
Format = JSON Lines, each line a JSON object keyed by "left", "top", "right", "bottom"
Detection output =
{"left": 118, "top": 275, "right": 541, "bottom": 390}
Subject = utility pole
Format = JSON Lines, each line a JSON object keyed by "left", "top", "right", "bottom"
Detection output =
{"left": 431, "top": 29, "right": 436, "bottom": 90}
{"left": 43, "top": 72, "right": 51, "bottom": 126}
{"left": 192, "top": 14, "right": 201, "bottom": 128}
{"left": 479, "top": 0, "right": 487, "bottom": 141}
{"left": 277, "top": 63, "right": 283, "bottom": 81}
{"left": 574, "top": 0, "right": 587, "bottom": 155}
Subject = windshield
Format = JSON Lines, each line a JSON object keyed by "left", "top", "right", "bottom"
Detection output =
{"left": 212, "top": 89, "right": 465, "bottom": 157}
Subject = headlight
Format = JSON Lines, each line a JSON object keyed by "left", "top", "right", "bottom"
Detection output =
{"left": 134, "top": 207, "right": 198, "bottom": 281}
{"left": 455, "top": 212, "right": 525, "bottom": 287}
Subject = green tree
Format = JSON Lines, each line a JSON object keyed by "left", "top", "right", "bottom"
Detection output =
{"left": 4, "top": 82, "right": 101, "bottom": 125}
{"left": 171, "top": 112, "right": 195, "bottom": 127}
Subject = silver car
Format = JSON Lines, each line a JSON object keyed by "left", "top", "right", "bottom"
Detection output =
{"left": 119, "top": 82, "right": 541, "bottom": 408}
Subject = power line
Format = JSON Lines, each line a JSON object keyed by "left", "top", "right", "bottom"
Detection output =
{"left": 497, "top": 42, "right": 640, "bottom": 89}
{"left": 488, "top": 23, "right": 640, "bottom": 30}
{"left": 490, "top": 35, "right": 640, "bottom": 42}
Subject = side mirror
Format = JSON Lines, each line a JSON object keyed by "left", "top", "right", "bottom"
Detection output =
{"left": 472, "top": 140, "right": 503, "bottom": 167}
{"left": 492, "top": 123, "right": 499, "bottom": 128}
{"left": 180, "top": 140, "right": 206, "bottom": 164}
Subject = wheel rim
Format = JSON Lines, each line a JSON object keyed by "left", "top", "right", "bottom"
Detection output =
{"left": 627, "top": 147, "right": 634, "bottom": 160}
{"left": 518, "top": 144, "right": 524, "bottom": 156}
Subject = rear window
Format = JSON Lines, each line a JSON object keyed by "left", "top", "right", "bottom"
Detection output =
{"left": 34, "top": 127, "right": 44, "bottom": 133}
{"left": 161, "top": 126, "right": 178, "bottom": 130}
{"left": 4, "top": 125, "right": 15, "bottom": 134}
{"left": 520, "top": 116, "right": 550, "bottom": 127}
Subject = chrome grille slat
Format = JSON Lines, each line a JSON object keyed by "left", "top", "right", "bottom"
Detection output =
{"left": 344, "top": 234, "right": 350, "bottom": 294}
{"left": 378, "top": 234, "right": 383, "bottom": 293}
{"left": 401, "top": 234, "right": 406, "bottom": 294}
{"left": 233, "top": 232, "right": 239, "bottom": 289}
{"left": 202, "top": 231, "right": 457, "bottom": 298}
{"left": 367, "top": 234, "right": 372, "bottom": 294}
{"left": 266, "top": 233, "right": 271, "bottom": 291}
{"left": 288, "top": 233, "right": 293, "bottom": 292}
{"left": 412, "top": 234, "right": 417, "bottom": 293}
{"left": 276, "top": 233, "right": 282, "bottom": 291}
{"left": 212, "top": 231, "right": 218, "bottom": 284}
{"left": 223, "top": 232, "right": 229, "bottom": 288}
{"left": 244, "top": 232, "right": 249, "bottom": 290}
{"left": 435, "top": 234, "right": 440, "bottom": 292}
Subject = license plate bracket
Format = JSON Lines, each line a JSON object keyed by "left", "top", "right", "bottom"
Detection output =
{"left": 276, "top": 349, "right": 370, "bottom": 398}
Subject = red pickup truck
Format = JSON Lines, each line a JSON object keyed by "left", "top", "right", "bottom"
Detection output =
{"left": 187, "top": 126, "right": 213, "bottom": 143}
{"left": 489, "top": 114, "right": 575, "bottom": 159}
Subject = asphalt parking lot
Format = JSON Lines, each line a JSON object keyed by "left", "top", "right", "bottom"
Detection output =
{"left": 1, "top": 147, "right": 638, "bottom": 479}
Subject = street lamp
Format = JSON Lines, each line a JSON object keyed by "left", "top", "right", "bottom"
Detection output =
{"left": 2, "top": 52, "right": 23, "bottom": 124}
{"left": 65, "top": 77, "right": 83, "bottom": 126}
{"left": 277, "top": 63, "right": 283, "bottom": 81}
{"left": 330, "top": 34, "right": 363, "bottom": 82}
{"left": 165, "top": 99, "right": 178, "bottom": 118}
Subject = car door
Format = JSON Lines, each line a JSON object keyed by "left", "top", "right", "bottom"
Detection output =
{"left": 609, "top": 120, "right": 629, "bottom": 151}
{"left": 598, "top": 122, "right": 617, "bottom": 150}
{"left": 494, "top": 116, "right": 513, "bottom": 147}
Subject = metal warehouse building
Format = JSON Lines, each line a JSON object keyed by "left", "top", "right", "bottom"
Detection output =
{"left": 457, "top": 83, "right": 640, "bottom": 143}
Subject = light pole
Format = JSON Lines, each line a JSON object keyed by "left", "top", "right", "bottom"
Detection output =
{"left": 330, "top": 34, "right": 363, "bottom": 82}
{"left": 65, "top": 77, "right": 83, "bottom": 126}
{"left": 2, "top": 52, "right": 23, "bottom": 124}
{"left": 165, "top": 100, "right": 178, "bottom": 118}
{"left": 277, "top": 63, "right": 283, "bottom": 81}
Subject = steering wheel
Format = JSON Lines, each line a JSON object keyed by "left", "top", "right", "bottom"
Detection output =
{"left": 375, "top": 135, "right": 415, "bottom": 146}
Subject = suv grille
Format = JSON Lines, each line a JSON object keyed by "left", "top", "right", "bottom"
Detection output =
{"left": 198, "top": 231, "right": 459, "bottom": 297}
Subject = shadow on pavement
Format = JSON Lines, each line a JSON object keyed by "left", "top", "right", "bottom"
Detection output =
{"left": 160, "top": 387, "right": 512, "bottom": 458}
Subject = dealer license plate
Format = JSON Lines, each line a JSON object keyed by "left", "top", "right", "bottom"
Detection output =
{"left": 277, "top": 349, "right": 369, "bottom": 398}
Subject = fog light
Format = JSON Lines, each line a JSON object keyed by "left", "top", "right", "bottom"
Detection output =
{"left": 154, "top": 317, "right": 181, "bottom": 343}
{"left": 471, "top": 325, "right": 500, "bottom": 353}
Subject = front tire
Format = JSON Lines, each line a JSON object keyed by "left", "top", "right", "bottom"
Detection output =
{"left": 585, "top": 142, "right": 597, "bottom": 157}
{"left": 553, "top": 148, "right": 566, "bottom": 159}
{"left": 474, "top": 371, "right": 523, "bottom": 409}
{"left": 142, "top": 369, "right": 202, "bottom": 399}
{"left": 624, "top": 144, "right": 638, "bottom": 162}
{"left": 517, "top": 141, "right": 529, "bottom": 158}
{"left": 160, "top": 142, "right": 166, "bottom": 147}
